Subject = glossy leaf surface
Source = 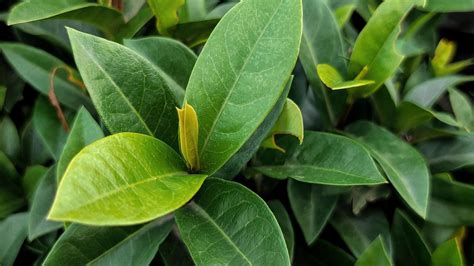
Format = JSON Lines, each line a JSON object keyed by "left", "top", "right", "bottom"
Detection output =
{"left": 256, "top": 131, "right": 386, "bottom": 185}
{"left": 175, "top": 178, "right": 290, "bottom": 266}
{"left": 68, "top": 29, "right": 179, "bottom": 148}
{"left": 184, "top": 0, "right": 302, "bottom": 174}
{"left": 49, "top": 133, "right": 207, "bottom": 225}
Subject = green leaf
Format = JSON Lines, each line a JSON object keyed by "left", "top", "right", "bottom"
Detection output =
{"left": 395, "top": 101, "right": 459, "bottom": 132}
{"left": 317, "top": 64, "right": 375, "bottom": 90}
{"left": 404, "top": 75, "right": 474, "bottom": 108}
{"left": 255, "top": 131, "right": 386, "bottom": 185}
{"left": 175, "top": 178, "right": 290, "bottom": 266}
{"left": 449, "top": 88, "right": 473, "bottom": 130}
{"left": 57, "top": 108, "right": 104, "bottom": 181}
{"left": 0, "top": 212, "right": 28, "bottom": 266}
{"left": 7, "top": 0, "right": 125, "bottom": 37}
{"left": 213, "top": 77, "right": 292, "bottom": 179}
{"left": 68, "top": 29, "right": 179, "bottom": 148}
{"left": 184, "top": 0, "right": 302, "bottom": 174}
{"left": 355, "top": 236, "right": 392, "bottom": 266}
{"left": 346, "top": 121, "right": 430, "bottom": 218}
{"left": 431, "top": 239, "right": 465, "bottom": 266}
{"left": 49, "top": 133, "right": 207, "bottom": 225}
{"left": 0, "top": 43, "right": 92, "bottom": 111}
{"left": 0, "top": 152, "right": 24, "bottom": 218}
{"left": 418, "top": 133, "right": 474, "bottom": 172}
{"left": 426, "top": 175, "right": 474, "bottom": 226}
{"left": 331, "top": 208, "right": 392, "bottom": 258}
{"left": 147, "top": 0, "right": 185, "bottom": 36}
{"left": 0, "top": 85, "right": 5, "bottom": 110}
{"left": 20, "top": 121, "right": 52, "bottom": 166}
{"left": 159, "top": 232, "right": 194, "bottom": 266}
{"left": 348, "top": 0, "right": 422, "bottom": 97}
{"left": 0, "top": 116, "right": 20, "bottom": 160}
{"left": 262, "top": 98, "right": 304, "bottom": 152}
{"left": 43, "top": 218, "right": 173, "bottom": 265}
{"left": 295, "top": 239, "right": 355, "bottom": 266}
{"left": 287, "top": 179, "right": 339, "bottom": 245}
{"left": 124, "top": 37, "right": 197, "bottom": 104}
{"left": 33, "top": 97, "right": 73, "bottom": 160}
{"left": 391, "top": 210, "right": 431, "bottom": 266}
{"left": 424, "top": 0, "right": 474, "bottom": 12}
{"left": 299, "top": 0, "right": 347, "bottom": 126}
{"left": 29, "top": 167, "right": 62, "bottom": 241}
{"left": 268, "top": 200, "right": 295, "bottom": 260}
{"left": 22, "top": 165, "right": 48, "bottom": 205}
{"left": 173, "top": 19, "right": 220, "bottom": 47}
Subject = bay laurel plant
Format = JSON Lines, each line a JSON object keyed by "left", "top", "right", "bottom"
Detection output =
{"left": 1, "top": 0, "right": 474, "bottom": 265}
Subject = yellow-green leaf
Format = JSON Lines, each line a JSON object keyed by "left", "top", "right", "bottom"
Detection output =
{"left": 432, "top": 39, "right": 474, "bottom": 76}
{"left": 48, "top": 133, "right": 207, "bottom": 225}
{"left": 262, "top": 99, "right": 304, "bottom": 152}
{"left": 177, "top": 103, "right": 199, "bottom": 171}
{"left": 147, "top": 0, "right": 185, "bottom": 36}
{"left": 317, "top": 64, "right": 375, "bottom": 90}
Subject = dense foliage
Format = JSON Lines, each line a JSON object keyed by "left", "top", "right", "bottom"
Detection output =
{"left": 0, "top": 0, "right": 474, "bottom": 265}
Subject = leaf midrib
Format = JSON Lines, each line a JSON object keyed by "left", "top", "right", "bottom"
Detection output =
{"left": 189, "top": 201, "right": 253, "bottom": 265}
{"left": 197, "top": 0, "right": 285, "bottom": 160}
{"left": 62, "top": 171, "right": 188, "bottom": 215}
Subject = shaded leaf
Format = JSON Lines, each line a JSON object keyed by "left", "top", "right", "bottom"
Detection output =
{"left": 346, "top": 121, "right": 430, "bottom": 217}
{"left": 391, "top": 210, "right": 431, "bottom": 266}
{"left": 355, "top": 236, "right": 392, "bottom": 266}
{"left": 0, "top": 116, "right": 20, "bottom": 160}
{"left": 268, "top": 200, "right": 295, "bottom": 260}
{"left": 431, "top": 238, "right": 464, "bottom": 266}
{"left": 57, "top": 108, "right": 104, "bottom": 181}
{"left": 43, "top": 218, "right": 173, "bottom": 265}
{"left": 288, "top": 179, "right": 339, "bottom": 245}
{"left": 29, "top": 167, "right": 62, "bottom": 241}
{"left": 0, "top": 212, "right": 28, "bottom": 266}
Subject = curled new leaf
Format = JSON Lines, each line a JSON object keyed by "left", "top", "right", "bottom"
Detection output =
{"left": 177, "top": 103, "right": 200, "bottom": 171}
{"left": 317, "top": 64, "right": 375, "bottom": 90}
{"left": 147, "top": 0, "right": 185, "bottom": 36}
{"left": 262, "top": 99, "right": 304, "bottom": 153}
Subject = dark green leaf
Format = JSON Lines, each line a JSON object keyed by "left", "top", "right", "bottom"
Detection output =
{"left": 331, "top": 208, "right": 392, "bottom": 258}
{"left": 28, "top": 166, "right": 62, "bottom": 241}
{"left": 0, "top": 43, "right": 92, "bottom": 110}
{"left": 43, "top": 218, "right": 173, "bottom": 265}
{"left": 0, "top": 212, "right": 28, "bottom": 266}
{"left": 0, "top": 116, "right": 20, "bottom": 160}
{"left": 256, "top": 131, "right": 386, "bottom": 185}
{"left": 68, "top": 29, "right": 179, "bottom": 148}
{"left": 124, "top": 37, "right": 197, "bottom": 104}
{"left": 299, "top": 0, "right": 347, "bottom": 126}
{"left": 391, "top": 210, "right": 431, "bottom": 266}
{"left": 426, "top": 175, "right": 474, "bottom": 226}
{"left": 33, "top": 97, "right": 73, "bottom": 160}
{"left": 175, "top": 178, "right": 290, "bottom": 266}
{"left": 418, "top": 133, "right": 474, "bottom": 172}
{"left": 268, "top": 200, "right": 295, "bottom": 260}
{"left": 346, "top": 121, "right": 430, "bottom": 217}
{"left": 355, "top": 236, "right": 393, "bottom": 266}
{"left": 404, "top": 75, "right": 474, "bottom": 108}
{"left": 57, "top": 108, "right": 104, "bottom": 181}
{"left": 288, "top": 179, "right": 339, "bottom": 245}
